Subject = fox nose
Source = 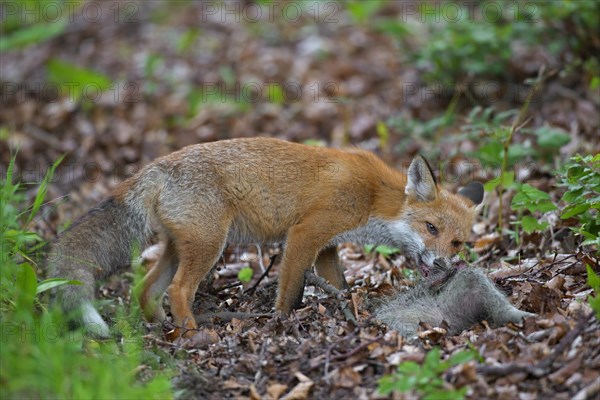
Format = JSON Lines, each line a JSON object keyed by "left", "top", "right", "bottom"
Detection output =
{"left": 420, "top": 251, "right": 436, "bottom": 267}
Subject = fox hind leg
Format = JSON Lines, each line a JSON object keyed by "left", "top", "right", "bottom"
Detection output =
{"left": 138, "top": 237, "right": 178, "bottom": 323}
{"left": 167, "top": 226, "right": 228, "bottom": 338}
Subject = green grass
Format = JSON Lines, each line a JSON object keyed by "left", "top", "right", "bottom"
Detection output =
{"left": 0, "top": 155, "right": 173, "bottom": 399}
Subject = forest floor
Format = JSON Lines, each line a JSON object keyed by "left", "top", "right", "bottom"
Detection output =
{"left": 2, "top": 2, "right": 599, "bottom": 399}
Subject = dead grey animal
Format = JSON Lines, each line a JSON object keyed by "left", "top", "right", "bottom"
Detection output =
{"left": 374, "top": 258, "right": 535, "bottom": 338}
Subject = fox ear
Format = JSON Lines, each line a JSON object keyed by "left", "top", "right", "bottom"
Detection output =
{"left": 458, "top": 182, "right": 484, "bottom": 207}
{"left": 406, "top": 155, "right": 437, "bottom": 202}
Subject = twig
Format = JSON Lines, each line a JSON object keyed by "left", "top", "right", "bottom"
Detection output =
{"left": 475, "top": 362, "right": 544, "bottom": 378}
{"left": 535, "top": 311, "right": 594, "bottom": 370}
{"left": 476, "top": 311, "right": 594, "bottom": 378}
{"left": 329, "top": 335, "right": 384, "bottom": 362}
{"left": 194, "top": 311, "right": 272, "bottom": 324}
{"left": 245, "top": 254, "right": 278, "bottom": 294}
{"left": 573, "top": 379, "right": 600, "bottom": 400}
{"left": 304, "top": 270, "right": 356, "bottom": 323}
{"left": 305, "top": 270, "right": 344, "bottom": 297}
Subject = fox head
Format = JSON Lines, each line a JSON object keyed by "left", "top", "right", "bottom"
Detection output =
{"left": 391, "top": 155, "right": 484, "bottom": 269}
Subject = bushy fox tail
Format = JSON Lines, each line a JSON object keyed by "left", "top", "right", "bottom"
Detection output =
{"left": 47, "top": 176, "right": 159, "bottom": 337}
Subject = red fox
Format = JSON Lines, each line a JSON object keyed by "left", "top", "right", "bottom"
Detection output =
{"left": 47, "top": 137, "right": 483, "bottom": 338}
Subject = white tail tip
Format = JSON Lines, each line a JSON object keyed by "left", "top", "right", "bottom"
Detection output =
{"left": 81, "top": 302, "right": 111, "bottom": 339}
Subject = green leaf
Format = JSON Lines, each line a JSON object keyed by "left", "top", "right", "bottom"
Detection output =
{"left": 424, "top": 387, "right": 468, "bottom": 400}
{"left": 424, "top": 347, "right": 441, "bottom": 369}
{"left": 237, "top": 267, "right": 254, "bottom": 283}
{"left": 27, "top": 154, "right": 64, "bottom": 224}
{"left": 376, "top": 19, "right": 410, "bottom": 37}
{"left": 561, "top": 203, "right": 590, "bottom": 219}
{"left": 587, "top": 265, "right": 600, "bottom": 292}
{"left": 16, "top": 264, "right": 38, "bottom": 311}
{"left": 587, "top": 265, "right": 600, "bottom": 320}
{"left": 507, "top": 144, "right": 533, "bottom": 166}
{"left": 589, "top": 295, "right": 600, "bottom": 320}
{"left": 476, "top": 142, "right": 504, "bottom": 166}
{"left": 484, "top": 171, "right": 514, "bottom": 192}
{"left": 397, "top": 361, "right": 421, "bottom": 374}
{"left": 520, "top": 215, "right": 549, "bottom": 233}
{"left": 561, "top": 187, "right": 584, "bottom": 203}
{"left": 533, "top": 126, "right": 571, "bottom": 149}
{"left": 448, "top": 349, "right": 477, "bottom": 366}
{"left": 266, "top": 83, "right": 285, "bottom": 105}
{"left": 377, "top": 376, "right": 397, "bottom": 395}
{"left": 511, "top": 184, "right": 557, "bottom": 213}
{"left": 47, "top": 59, "right": 112, "bottom": 102}
{"left": 484, "top": 178, "right": 500, "bottom": 192}
{"left": 377, "top": 121, "right": 390, "bottom": 147}
{"left": 0, "top": 20, "right": 67, "bottom": 52}
{"left": 36, "top": 278, "right": 81, "bottom": 294}
{"left": 375, "top": 245, "right": 400, "bottom": 256}
{"left": 346, "top": 0, "right": 383, "bottom": 24}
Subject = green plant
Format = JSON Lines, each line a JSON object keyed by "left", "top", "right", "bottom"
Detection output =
{"left": 1, "top": 154, "right": 71, "bottom": 311}
{"left": 0, "top": 0, "right": 71, "bottom": 52}
{"left": 587, "top": 265, "right": 600, "bottom": 320}
{"left": 377, "top": 1, "right": 599, "bottom": 87}
{"left": 468, "top": 76, "right": 550, "bottom": 233}
{"left": 238, "top": 267, "right": 254, "bottom": 283}
{"left": 414, "top": 16, "right": 514, "bottom": 86}
{"left": 510, "top": 183, "right": 557, "bottom": 234}
{"left": 0, "top": 156, "right": 173, "bottom": 399}
{"left": 558, "top": 154, "right": 600, "bottom": 247}
{"left": 378, "top": 347, "right": 478, "bottom": 399}
{"left": 364, "top": 244, "right": 400, "bottom": 257}
{"left": 345, "top": 0, "right": 384, "bottom": 25}
{"left": 46, "top": 59, "right": 112, "bottom": 104}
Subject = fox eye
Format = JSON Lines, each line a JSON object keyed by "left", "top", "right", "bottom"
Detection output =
{"left": 425, "top": 222, "right": 438, "bottom": 236}
{"left": 452, "top": 240, "right": 462, "bottom": 248}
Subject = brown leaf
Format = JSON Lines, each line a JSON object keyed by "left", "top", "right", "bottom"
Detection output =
{"left": 281, "top": 381, "right": 313, "bottom": 400}
{"left": 186, "top": 328, "right": 220, "bottom": 347}
{"left": 267, "top": 383, "right": 288, "bottom": 400}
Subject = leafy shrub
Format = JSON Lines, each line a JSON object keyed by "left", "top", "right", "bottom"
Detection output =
{"left": 558, "top": 154, "right": 600, "bottom": 247}
{"left": 378, "top": 347, "right": 478, "bottom": 399}
{"left": 376, "top": 1, "right": 599, "bottom": 86}
{"left": 510, "top": 183, "right": 557, "bottom": 234}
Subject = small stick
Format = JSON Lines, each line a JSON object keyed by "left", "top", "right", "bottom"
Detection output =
{"left": 304, "top": 270, "right": 343, "bottom": 297}
{"left": 329, "top": 335, "right": 384, "bottom": 362}
{"left": 535, "top": 310, "right": 594, "bottom": 371}
{"left": 476, "top": 311, "right": 594, "bottom": 378}
{"left": 245, "top": 254, "right": 278, "bottom": 294}
{"left": 304, "top": 270, "right": 356, "bottom": 323}
{"left": 194, "top": 311, "right": 272, "bottom": 324}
